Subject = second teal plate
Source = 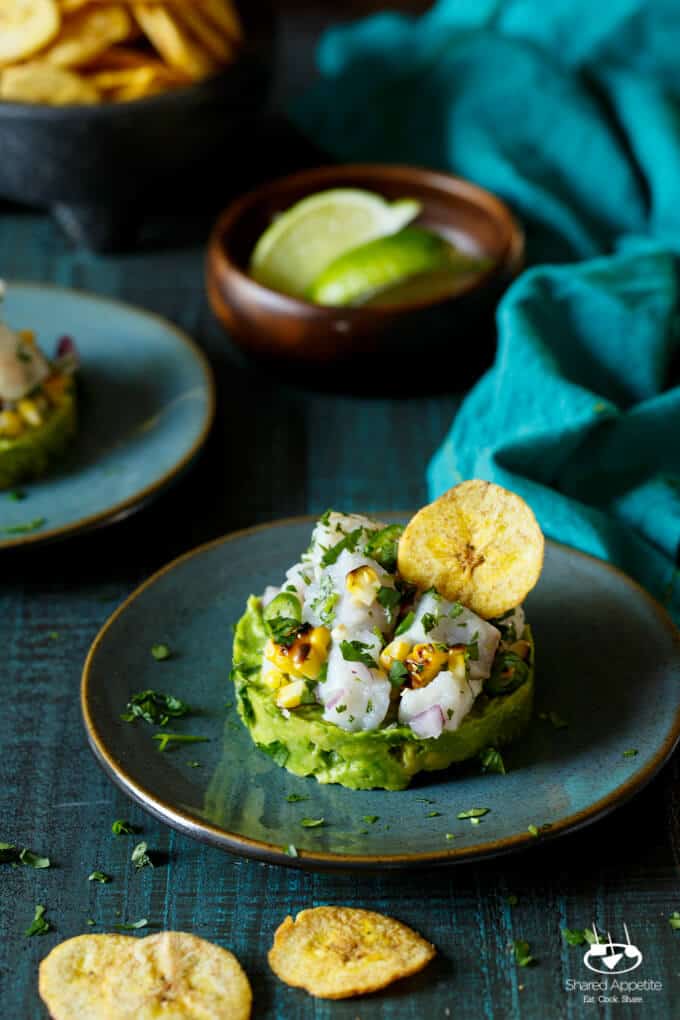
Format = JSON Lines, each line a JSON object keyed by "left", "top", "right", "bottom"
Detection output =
{"left": 0, "top": 283, "right": 215, "bottom": 549}
{"left": 82, "top": 517, "right": 680, "bottom": 870}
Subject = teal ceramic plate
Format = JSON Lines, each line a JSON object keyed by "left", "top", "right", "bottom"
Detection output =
{"left": 82, "top": 517, "right": 680, "bottom": 871}
{"left": 0, "top": 283, "right": 215, "bottom": 549}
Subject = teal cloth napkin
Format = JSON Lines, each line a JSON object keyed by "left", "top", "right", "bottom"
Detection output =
{"left": 292, "top": 0, "right": 680, "bottom": 619}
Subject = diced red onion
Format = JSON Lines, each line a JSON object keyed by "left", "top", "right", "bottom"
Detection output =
{"left": 54, "top": 336, "right": 80, "bottom": 373}
{"left": 325, "top": 689, "right": 348, "bottom": 712}
{"left": 408, "top": 704, "right": 445, "bottom": 739}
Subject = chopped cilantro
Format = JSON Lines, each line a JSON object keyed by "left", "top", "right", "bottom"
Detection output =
{"left": 669, "top": 912, "right": 680, "bottom": 930}
{"left": 88, "top": 871, "right": 111, "bottom": 884}
{"left": 300, "top": 818, "right": 324, "bottom": 828}
{"left": 445, "top": 833, "right": 456, "bottom": 841}
{"left": 186, "top": 760, "right": 201, "bottom": 768}
{"left": 153, "top": 733, "right": 208, "bottom": 752}
{"left": 285, "top": 844, "right": 298, "bottom": 857}
{"left": 151, "top": 644, "right": 171, "bottom": 661}
{"left": 457, "top": 808, "right": 489, "bottom": 820}
{"left": 479, "top": 747, "right": 506, "bottom": 775}
{"left": 285, "top": 793, "right": 308, "bottom": 803}
{"left": 131, "top": 842, "right": 153, "bottom": 870}
{"left": 263, "top": 591, "right": 303, "bottom": 646}
{"left": 421, "top": 612, "right": 438, "bottom": 634}
{"left": 388, "top": 661, "right": 409, "bottom": 687}
{"left": 513, "top": 939, "right": 535, "bottom": 967}
{"left": 7, "top": 489, "right": 26, "bottom": 501}
{"left": 48, "top": 631, "right": 60, "bottom": 641}
{"left": 623, "top": 748, "right": 638, "bottom": 758}
{"left": 562, "top": 928, "right": 588, "bottom": 946}
{"left": 395, "top": 611, "right": 415, "bottom": 637}
{"left": 377, "top": 586, "right": 401, "bottom": 624}
{"left": 527, "top": 824, "right": 539, "bottom": 837}
{"left": 25, "top": 904, "right": 50, "bottom": 937}
{"left": 87, "top": 919, "right": 96, "bottom": 926}
{"left": 339, "top": 640, "right": 377, "bottom": 668}
{"left": 115, "top": 918, "right": 148, "bottom": 930}
{"left": 111, "top": 820, "right": 135, "bottom": 836}
{"left": 121, "top": 689, "right": 190, "bottom": 727}
{"left": 321, "top": 527, "right": 364, "bottom": 567}
{"left": 310, "top": 574, "right": 338, "bottom": 626}
{"left": 0, "top": 844, "right": 50, "bottom": 868}
{"left": 449, "top": 602, "right": 464, "bottom": 619}
{"left": 467, "top": 632, "right": 480, "bottom": 661}
{"left": 426, "top": 810, "right": 441, "bottom": 818}
{"left": 362, "top": 815, "right": 379, "bottom": 824}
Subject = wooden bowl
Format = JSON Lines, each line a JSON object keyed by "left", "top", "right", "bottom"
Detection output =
{"left": 206, "top": 164, "right": 524, "bottom": 367}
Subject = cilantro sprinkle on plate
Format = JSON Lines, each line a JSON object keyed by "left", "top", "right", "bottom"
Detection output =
{"left": 111, "top": 819, "right": 135, "bottom": 836}
{"left": 513, "top": 939, "right": 535, "bottom": 967}
{"left": 623, "top": 748, "right": 639, "bottom": 758}
{"left": 669, "top": 912, "right": 680, "bottom": 930}
{"left": 151, "top": 643, "right": 171, "bottom": 661}
{"left": 131, "top": 842, "right": 153, "bottom": 870}
{"left": 88, "top": 871, "right": 111, "bottom": 884}
{"left": 115, "top": 918, "right": 148, "bottom": 930}
{"left": 25, "top": 904, "right": 50, "bottom": 937}
{"left": 300, "top": 818, "right": 325, "bottom": 828}
{"left": 285, "top": 793, "right": 308, "bottom": 803}
{"left": 457, "top": 808, "right": 489, "bottom": 820}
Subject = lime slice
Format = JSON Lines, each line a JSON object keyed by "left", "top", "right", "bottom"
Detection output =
{"left": 307, "top": 227, "right": 492, "bottom": 307}
{"left": 249, "top": 189, "right": 421, "bottom": 299}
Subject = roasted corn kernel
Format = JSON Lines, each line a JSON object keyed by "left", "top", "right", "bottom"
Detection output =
{"left": 379, "top": 638, "right": 411, "bottom": 672}
{"left": 265, "top": 626, "right": 331, "bottom": 681}
{"left": 17, "top": 397, "right": 44, "bottom": 428}
{"left": 276, "top": 679, "right": 307, "bottom": 709}
{"left": 261, "top": 663, "right": 287, "bottom": 691}
{"left": 406, "top": 643, "right": 449, "bottom": 688}
{"left": 447, "top": 646, "right": 467, "bottom": 681}
{"left": 346, "top": 565, "right": 380, "bottom": 606}
{"left": 0, "top": 409, "right": 24, "bottom": 438}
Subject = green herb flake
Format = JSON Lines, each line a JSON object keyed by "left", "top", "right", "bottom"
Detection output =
{"left": 121, "top": 689, "right": 190, "bottom": 727}
{"left": 111, "top": 819, "right": 135, "bottom": 836}
{"left": 457, "top": 808, "right": 490, "bottom": 820}
{"left": 25, "top": 904, "right": 50, "bottom": 937}
{"left": 421, "top": 612, "right": 438, "bottom": 634}
{"left": 669, "top": 912, "right": 680, "bottom": 930}
{"left": 300, "top": 818, "right": 325, "bottom": 828}
{"left": 87, "top": 919, "right": 96, "bottom": 926}
{"left": 467, "top": 632, "right": 480, "bottom": 661}
{"left": 362, "top": 815, "right": 379, "bottom": 824}
{"left": 151, "top": 644, "right": 171, "bottom": 661}
{"left": 131, "top": 842, "right": 153, "bottom": 871}
{"left": 186, "top": 760, "right": 201, "bottom": 768}
{"left": 285, "top": 793, "right": 308, "bottom": 803}
{"left": 426, "top": 810, "right": 442, "bottom": 818}
{"left": 363, "top": 524, "right": 404, "bottom": 572}
{"left": 48, "top": 631, "right": 60, "bottom": 641}
{"left": 623, "top": 748, "right": 639, "bottom": 758}
{"left": 445, "top": 833, "right": 456, "bottom": 841}
{"left": 562, "top": 928, "right": 588, "bottom": 946}
{"left": 321, "top": 527, "right": 364, "bottom": 567}
{"left": 513, "top": 939, "right": 535, "bottom": 967}
{"left": 479, "top": 747, "right": 506, "bottom": 775}
{"left": 19, "top": 848, "right": 51, "bottom": 869}
{"left": 7, "top": 489, "right": 26, "bottom": 501}
{"left": 388, "top": 661, "right": 409, "bottom": 687}
{"left": 115, "top": 918, "right": 148, "bottom": 930}
{"left": 449, "top": 602, "right": 464, "bottom": 619}
{"left": 153, "top": 733, "right": 208, "bottom": 752}
{"left": 527, "top": 824, "right": 539, "bottom": 837}
{"left": 1, "top": 517, "right": 46, "bottom": 536}
{"left": 285, "top": 844, "right": 298, "bottom": 858}
{"left": 377, "top": 585, "right": 401, "bottom": 624}
{"left": 88, "top": 871, "right": 111, "bottom": 884}
{"left": 507, "top": 894, "right": 519, "bottom": 906}
{"left": 339, "top": 640, "right": 377, "bottom": 668}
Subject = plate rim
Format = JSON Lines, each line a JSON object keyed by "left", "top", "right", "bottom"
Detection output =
{"left": 1, "top": 281, "right": 216, "bottom": 550}
{"left": 81, "top": 515, "right": 680, "bottom": 871}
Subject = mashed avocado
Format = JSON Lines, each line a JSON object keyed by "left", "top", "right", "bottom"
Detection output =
{"left": 0, "top": 386, "right": 76, "bottom": 491}
{"left": 232, "top": 596, "right": 534, "bottom": 791}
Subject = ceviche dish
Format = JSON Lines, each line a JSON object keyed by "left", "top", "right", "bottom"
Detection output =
{"left": 231, "top": 481, "right": 545, "bottom": 790}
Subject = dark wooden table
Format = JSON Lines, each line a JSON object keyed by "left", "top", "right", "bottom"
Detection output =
{"left": 2, "top": 5, "right": 680, "bottom": 1019}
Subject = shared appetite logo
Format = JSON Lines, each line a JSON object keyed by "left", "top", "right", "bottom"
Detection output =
{"left": 583, "top": 923, "right": 642, "bottom": 974}
{"left": 565, "top": 923, "right": 663, "bottom": 1005}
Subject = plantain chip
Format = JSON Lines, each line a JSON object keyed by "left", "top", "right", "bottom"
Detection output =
{"left": 132, "top": 4, "right": 217, "bottom": 79}
{"left": 171, "top": 3, "right": 235, "bottom": 63}
{"left": 187, "top": 0, "right": 243, "bottom": 43}
{"left": 0, "top": 62, "right": 100, "bottom": 104}
{"left": 268, "top": 906, "right": 436, "bottom": 999}
{"left": 39, "top": 934, "right": 135, "bottom": 1020}
{"left": 398, "top": 479, "right": 545, "bottom": 619}
{"left": 43, "top": 5, "right": 132, "bottom": 67}
{"left": 39, "top": 932, "right": 252, "bottom": 1020}
{"left": 0, "top": 0, "right": 61, "bottom": 67}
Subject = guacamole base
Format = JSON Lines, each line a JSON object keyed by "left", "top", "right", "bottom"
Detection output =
{"left": 0, "top": 389, "right": 76, "bottom": 491}
{"left": 232, "top": 596, "right": 534, "bottom": 791}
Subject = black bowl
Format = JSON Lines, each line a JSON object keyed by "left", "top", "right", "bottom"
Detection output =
{"left": 0, "top": 1, "right": 275, "bottom": 251}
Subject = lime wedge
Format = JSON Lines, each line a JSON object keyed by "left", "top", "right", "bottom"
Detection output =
{"left": 307, "top": 227, "right": 492, "bottom": 307}
{"left": 249, "top": 189, "right": 421, "bottom": 299}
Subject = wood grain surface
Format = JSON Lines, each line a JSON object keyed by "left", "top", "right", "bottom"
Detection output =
{"left": 2, "top": 4, "right": 680, "bottom": 1018}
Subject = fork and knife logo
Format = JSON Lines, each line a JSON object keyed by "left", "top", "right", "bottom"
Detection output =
{"left": 583, "top": 923, "right": 643, "bottom": 974}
